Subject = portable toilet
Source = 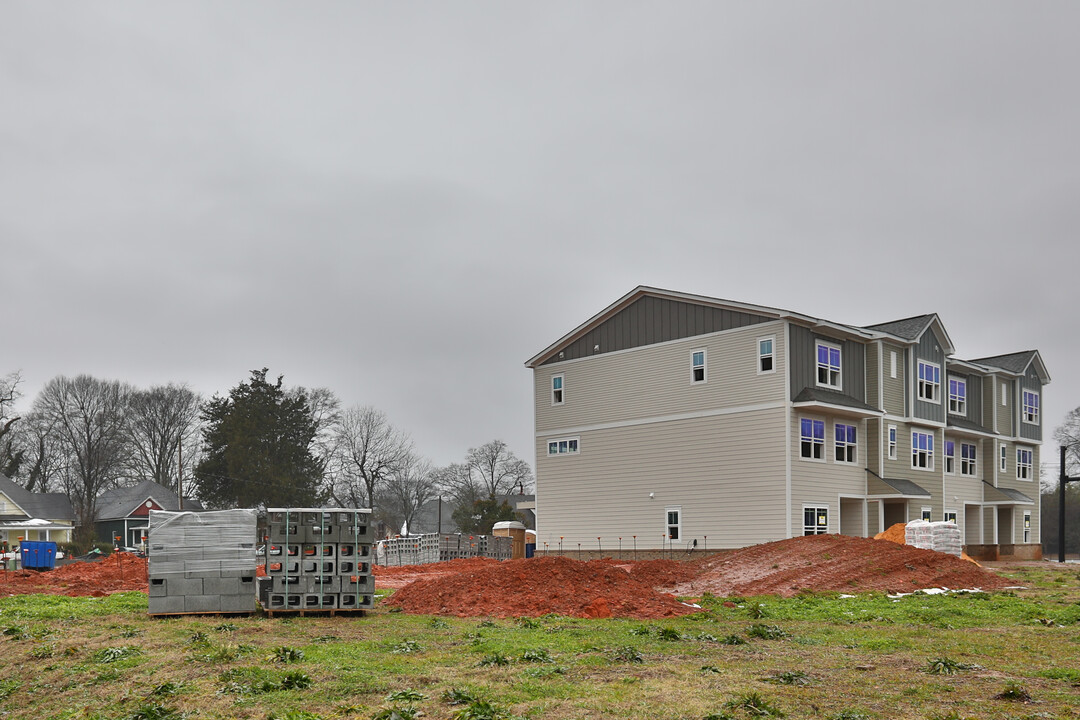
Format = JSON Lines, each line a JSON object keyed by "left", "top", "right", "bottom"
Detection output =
{"left": 492, "top": 521, "right": 527, "bottom": 559}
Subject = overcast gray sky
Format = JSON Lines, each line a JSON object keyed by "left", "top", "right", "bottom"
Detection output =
{"left": 3, "top": 2, "right": 1078, "bottom": 472}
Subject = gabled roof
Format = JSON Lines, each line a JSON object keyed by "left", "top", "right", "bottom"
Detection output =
{"left": 95, "top": 479, "right": 202, "bottom": 521}
{"left": 862, "top": 313, "right": 956, "bottom": 354}
{"left": 0, "top": 473, "right": 74, "bottom": 521}
{"left": 526, "top": 286, "right": 879, "bottom": 368}
{"left": 968, "top": 350, "right": 1051, "bottom": 383}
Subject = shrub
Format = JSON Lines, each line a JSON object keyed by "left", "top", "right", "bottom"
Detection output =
{"left": 271, "top": 646, "right": 305, "bottom": 663}
{"left": 280, "top": 671, "right": 313, "bottom": 690}
{"left": 390, "top": 640, "right": 421, "bottom": 655}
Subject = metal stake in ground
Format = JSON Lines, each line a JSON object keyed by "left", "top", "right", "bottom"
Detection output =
{"left": 1060, "top": 445, "right": 1080, "bottom": 563}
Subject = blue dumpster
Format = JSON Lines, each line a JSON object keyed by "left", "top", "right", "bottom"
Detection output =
{"left": 525, "top": 543, "right": 535, "bottom": 559}
{"left": 20, "top": 541, "right": 58, "bottom": 570}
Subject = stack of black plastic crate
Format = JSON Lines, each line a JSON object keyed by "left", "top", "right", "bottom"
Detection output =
{"left": 263, "top": 508, "right": 374, "bottom": 612}
{"left": 147, "top": 509, "right": 258, "bottom": 615}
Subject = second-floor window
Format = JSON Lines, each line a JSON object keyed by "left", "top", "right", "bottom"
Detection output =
{"left": 912, "top": 431, "right": 934, "bottom": 470}
{"left": 547, "top": 437, "right": 579, "bottom": 455}
{"left": 800, "top": 418, "right": 825, "bottom": 460}
{"left": 1022, "top": 390, "right": 1039, "bottom": 424}
{"left": 1017, "top": 447, "right": 1033, "bottom": 480}
{"left": 918, "top": 361, "right": 940, "bottom": 403}
{"left": 961, "top": 443, "right": 977, "bottom": 476}
{"left": 944, "top": 441, "right": 955, "bottom": 474}
{"left": 758, "top": 337, "right": 775, "bottom": 374}
{"left": 816, "top": 342, "right": 841, "bottom": 389}
{"left": 948, "top": 377, "right": 966, "bottom": 415}
{"left": 834, "top": 423, "right": 857, "bottom": 463}
{"left": 888, "top": 425, "right": 897, "bottom": 460}
{"left": 692, "top": 350, "right": 706, "bottom": 384}
{"left": 551, "top": 374, "right": 564, "bottom": 405}
{"left": 1000, "top": 443, "right": 1007, "bottom": 472}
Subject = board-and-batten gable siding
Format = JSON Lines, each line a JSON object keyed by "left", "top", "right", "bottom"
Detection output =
{"left": 982, "top": 376, "right": 996, "bottom": 431}
{"left": 539, "top": 295, "right": 775, "bottom": 367}
{"left": 534, "top": 321, "right": 787, "bottom": 434}
{"left": 787, "top": 324, "right": 866, "bottom": 403}
{"left": 912, "top": 329, "right": 946, "bottom": 423}
{"left": 867, "top": 419, "right": 881, "bottom": 475}
{"left": 866, "top": 343, "right": 880, "bottom": 408}
{"left": 947, "top": 371, "right": 984, "bottom": 427}
{"left": 534, "top": 409, "right": 787, "bottom": 549}
{"left": 997, "top": 377, "right": 1014, "bottom": 437}
{"left": 1018, "top": 366, "right": 1042, "bottom": 442}
{"left": 788, "top": 414, "right": 868, "bottom": 535}
{"left": 880, "top": 342, "right": 907, "bottom": 416}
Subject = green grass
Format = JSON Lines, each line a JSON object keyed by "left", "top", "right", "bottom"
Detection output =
{"left": 0, "top": 564, "right": 1079, "bottom": 718}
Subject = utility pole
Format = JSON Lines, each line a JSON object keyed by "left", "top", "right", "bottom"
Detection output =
{"left": 178, "top": 438, "right": 184, "bottom": 511}
{"left": 1059, "top": 445, "right": 1080, "bottom": 563}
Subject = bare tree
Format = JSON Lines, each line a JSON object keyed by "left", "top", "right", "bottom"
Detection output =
{"left": 382, "top": 454, "right": 437, "bottom": 534}
{"left": 33, "top": 375, "right": 132, "bottom": 544}
{"left": 125, "top": 384, "right": 202, "bottom": 494}
{"left": 330, "top": 406, "right": 412, "bottom": 510}
{"left": 0, "top": 371, "right": 23, "bottom": 477}
{"left": 1055, "top": 407, "right": 1080, "bottom": 478}
{"left": 293, "top": 386, "right": 341, "bottom": 489}
{"left": 10, "top": 411, "right": 66, "bottom": 493}
{"left": 463, "top": 440, "right": 533, "bottom": 499}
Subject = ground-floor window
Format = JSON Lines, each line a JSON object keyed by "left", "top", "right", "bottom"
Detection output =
{"left": 665, "top": 506, "right": 682, "bottom": 542}
{"left": 921, "top": 507, "right": 932, "bottom": 522}
{"left": 1023, "top": 512, "right": 1031, "bottom": 543}
{"left": 943, "top": 510, "right": 957, "bottom": 523}
{"left": 803, "top": 506, "right": 828, "bottom": 535}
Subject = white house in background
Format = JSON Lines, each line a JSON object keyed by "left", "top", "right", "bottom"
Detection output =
{"left": 0, "top": 472, "right": 75, "bottom": 544}
{"left": 526, "top": 286, "right": 1048, "bottom": 559}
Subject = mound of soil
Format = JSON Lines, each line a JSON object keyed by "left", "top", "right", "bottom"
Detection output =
{"left": 667, "top": 534, "right": 1011, "bottom": 598}
{"left": 384, "top": 555, "right": 696, "bottom": 619}
{"left": 0, "top": 552, "right": 148, "bottom": 597}
{"left": 373, "top": 556, "right": 501, "bottom": 590}
{"left": 874, "top": 522, "right": 908, "bottom": 544}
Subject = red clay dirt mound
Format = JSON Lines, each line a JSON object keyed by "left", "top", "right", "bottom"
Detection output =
{"left": 373, "top": 556, "right": 501, "bottom": 590}
{"left": 0, "top": 552, "right": 148, "bottom": 597}
{"left": 667, "top": 534, "right": 1011, "bottom": 598}
{"left": 384, "top": 555, "right": 696, "bottom": 619}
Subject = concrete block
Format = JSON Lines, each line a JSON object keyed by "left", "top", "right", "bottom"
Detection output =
{"left": 267, "top": 560, "right": 300, "bottom": 575}
{"left": 341, "top": 575, "right": 375, "bottom": 594}
{"left": 204, "top": 577, "right": 242, "bottom": 595}
{"left": 148, "top": 577, "right": 168, "bottom": 597}
{"left": 184, "top": 595, "right": 223, "bottom": 613}
{"left": 220, "top": 594, "right": 256, "bottom": 613}
{"left": 148, "top": 596, "right": 185, "bottom": 614}
{"left": 272, "top": 576, "right": 304, "bottom": 593}
{"left": 167, "top": 577, "right": 204, "bottom": 596}
{"left": 311, "top": 576, "right": 340, "bottom": 593}
{"left": 265, "top": 593, "right": 303, "bottom": 610}
{"left": 338, "top": 593, "right": 373, "bottom": 610}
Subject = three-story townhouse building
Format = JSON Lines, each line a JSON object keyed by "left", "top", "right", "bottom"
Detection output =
{"left": 526, "top": 287, "right": 1049, "bottom": 559}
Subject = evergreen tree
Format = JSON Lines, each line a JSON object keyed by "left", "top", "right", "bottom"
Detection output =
{"left": 194, "top": 369, "right": 324, "bottom": 509}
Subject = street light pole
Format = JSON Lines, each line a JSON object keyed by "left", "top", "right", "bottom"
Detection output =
{"left": 1059, "top": 445, "right": 1080, "bottom": 563}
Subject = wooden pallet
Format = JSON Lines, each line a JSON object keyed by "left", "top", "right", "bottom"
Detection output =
{"left": 147, "top": 610, "right": 257, "bottom": 619}
{"left": 261, "top": 607, "right": 369, "bottom": 618}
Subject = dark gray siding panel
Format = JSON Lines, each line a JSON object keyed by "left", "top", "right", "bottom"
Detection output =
{"left": 913, "top": 329, "right": 946, "bottom": 423}
{"left": 541, "top": 296, "right": 773, "bottom": 365}
{"left": 788, "top": 324, "right": 867, "bottom": 404}
{"left": 947, "top": 372, "right": 985, "bottom": 428}
{"left": 1019, "top": 366, "right": 1042, "bottom": 442}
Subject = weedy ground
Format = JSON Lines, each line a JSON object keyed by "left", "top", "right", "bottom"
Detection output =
{"left": 0, "top": 564, "right": 1078, "bottom": 719}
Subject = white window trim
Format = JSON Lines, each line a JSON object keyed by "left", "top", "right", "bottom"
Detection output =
{"left": 664, "top": 505, "right": 682, "bottom": 543}
{"left": 802, "top": 505, "right": 829, "bottom": 535}
{"left": 1016, "top": 446, "right": 1033, "bottom": 481}
{"left": 890, "top": 351, "right": 897, "bottom": 379}
{"left": 1021, "top": 389, "right": 1040, "bottom": 425}
{"left": 1001, "top": 382, "right": 1007, "bottom": 406}
{"left": 1023, "top": 511, "right": 1031, "bottom": 543}
{"left": 551, "top": 374, "right": 564, "bottom": 406}
{"left": 943, "top": 510, "right": 957, "bottom": 524}
{"left": 834, "top": 422, "right": 857, "bottom": 465}
{"left": 960, "top": 442, "right": 977, "bottom": 477}
{"left": 887, "top": 424, "right": 897, "bottom": 460}
{"left": 911, "top": 430, "right": 935, "bottom": 471}
{"left": 917, "top": 360, "right": 941, "bottom": 404}
{"left": 799, "top": 416, "right": 827, "bottom": 463}
{"left": 757, "top": 335, "right": 776, "bottom": 375}
{"left": 921, "top": 506, "right": 933, "bottom": 522}
{"left": 546, "top": 436, "right": 580, "bottom": 456}
{"left": 999, "top": 443, "right": 1008, "bottom": 473}
{"left": 947, "top": 376, "right": 967, "bottom": 416}
{"left": 691, "top": 348, "right": 707, "bottom": 385}
{"left": 815, "top": 341, "right": 843, "bottom": 390}
{"left": 944, "top": 439, "right": 956, "bottom": 475}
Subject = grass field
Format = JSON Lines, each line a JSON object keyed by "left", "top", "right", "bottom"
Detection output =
{"left": 0, "top": 563, "right": 1078, "bottom": 720}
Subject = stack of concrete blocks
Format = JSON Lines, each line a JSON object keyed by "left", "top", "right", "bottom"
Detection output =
{"left": 147, "top": 509, "right": 257, "bottom": 615}
{"left": 377, "top": 534, "right": 440, "bottom": 567}
{"left": 904, "top": 520, "right": 962, "bottom": 557}
{"left": 375, "top": 533, "right": 512, "bottom": 565}
{"left": 263, "top": 508, "right": 374, "bottom": 612}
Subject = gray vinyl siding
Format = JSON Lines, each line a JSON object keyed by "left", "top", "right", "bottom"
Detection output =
{"left": 997, "top": 378, "right": 1014, "bottom": 437}
{"left": 880, "top": 422, "right": 944, "bottom": 520}
{"left": 912, "top": 330, "right": 946, "bottom": 423}
{"left": 1018, "top": 366, "right": 1042, "bottom": 442}
{"left": 941, "top": 444, "right": 982, "bottom": 534}
{"left": 866, "top": 343, "right": 880, "bottom": 409}
{"left": 866, "top": 419, "right": 880, "bottom": 475}
{"left": 983, "top": 506, "right": 996, "bottom": 544}
{"left": 788, "top": 325, "right": 866, "bottom": 403}
{"left": 881, "top": 343, "right": 906, "bottom": 416}
{"left": 982, "top": 378, "right": 996, "bottom": 431}
{"left": 998, "top": 443, "right": 1038, "bottom": 496}
{"left": 946, "top": 372, "right": 984, "bottom": 428}
{"left": 789, "top": 414, "right": 868, "bottom": 536}
{"left": 540, "top": 295, "right": 773, "bottom": 366}
{"left": 534, "top": 321, "right": 786, "bottom": 434}
{"left": 535, "top": 409, "right": 787, "bottom": 549}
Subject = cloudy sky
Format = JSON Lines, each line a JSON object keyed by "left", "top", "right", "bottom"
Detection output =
{"left": 3, "top": 2, "right": 1078, "bottom": 472}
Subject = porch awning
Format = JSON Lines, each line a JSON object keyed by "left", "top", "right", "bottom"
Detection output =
{"left": 866, "top": 470, "right": 931, "bottom": 498}
{"left": 982, "top": 482, "right": 1034, "bottom": 505}
{"left": 0, "top": 519, "right": 73, "bottom": 531}
{"left": 792, "top": 388, "right": 884, "bottom": 419}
